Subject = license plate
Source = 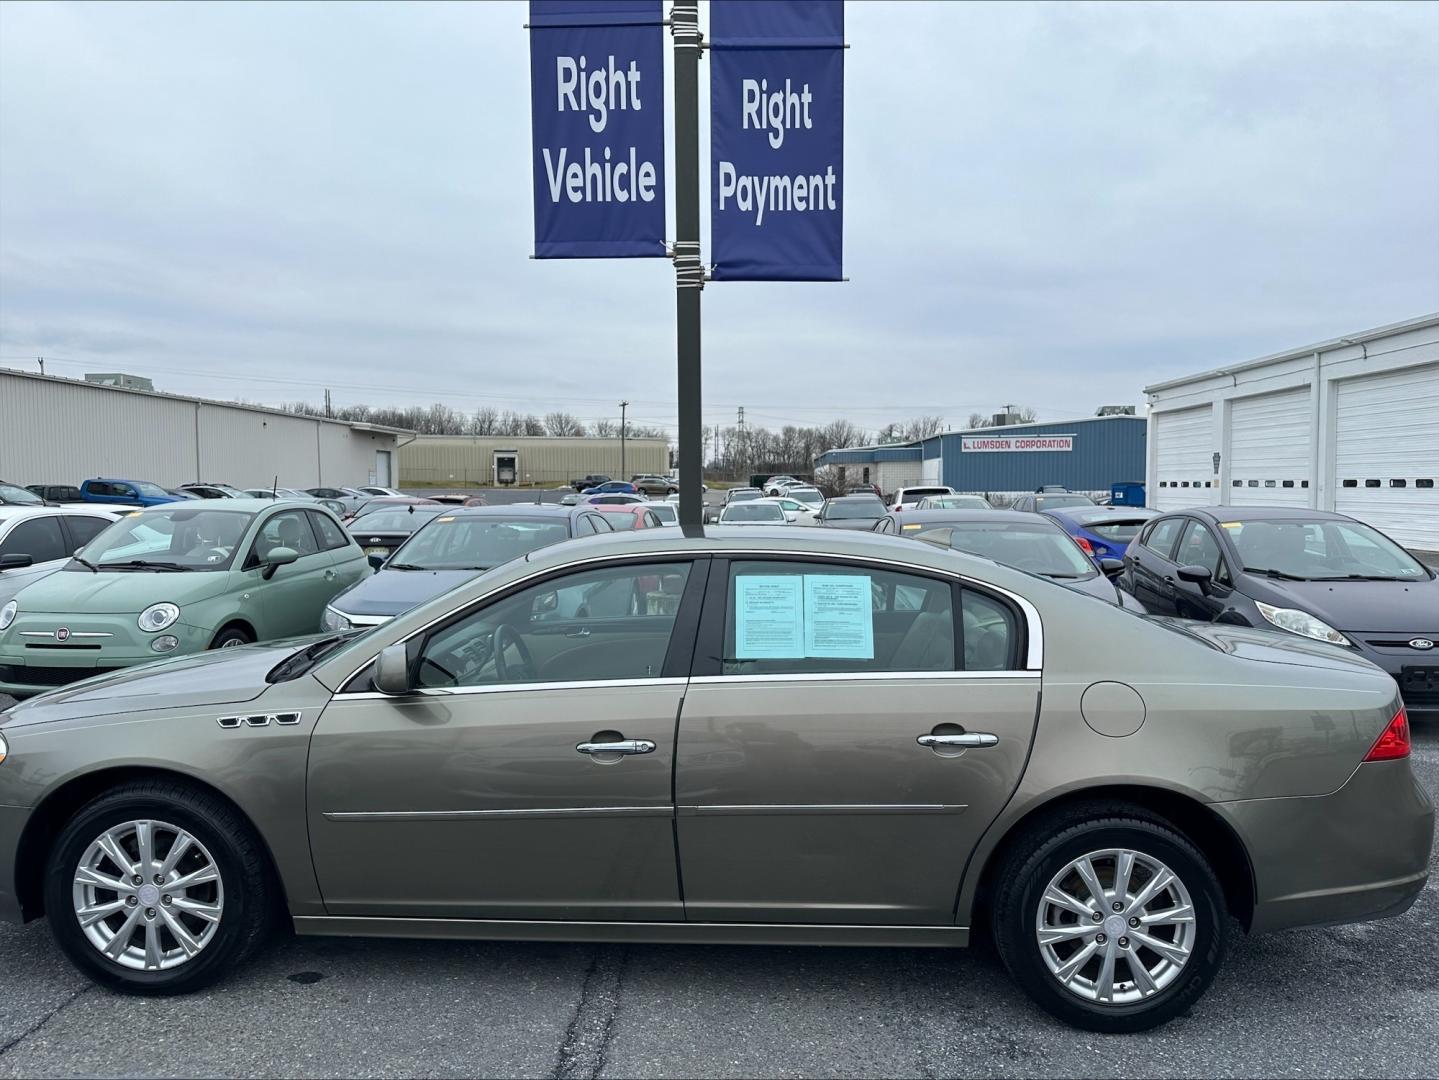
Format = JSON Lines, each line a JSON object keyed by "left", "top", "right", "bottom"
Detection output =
{"left": 1400, "top": 666, "right": 1439, "bottom": 692}
{"left": 364, "top": 546, "right": 388, "bottom": 556}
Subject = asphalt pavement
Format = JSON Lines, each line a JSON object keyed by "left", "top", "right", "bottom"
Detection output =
{"left": 0, "top": 704, "right": 1434, "bottom": 1078}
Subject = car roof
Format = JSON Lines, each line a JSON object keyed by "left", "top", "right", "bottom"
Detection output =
{"left": 1175, "top": 505, "right": 1352, "bottom": 523}
{"left": 131, "top": 498, "right": 314, "bottom": 514}
{"left": 0, "top": 505, "right": 122, "bottom": 523}
{"left": 893, "top": 508, "right": 1048, "bottom": 525}
{"left": 1043, "top": 505, "right": 1158, "bottom": 524}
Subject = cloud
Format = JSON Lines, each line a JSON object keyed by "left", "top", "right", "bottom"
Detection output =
{"left": 2, "top": 0, "right": 1435, "bottom": 438}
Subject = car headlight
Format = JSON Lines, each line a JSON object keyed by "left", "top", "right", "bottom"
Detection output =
{"left": 1255, "top": 602, "right": 1351, "bottom": 646}
{"left": 322, "top": 607, "right": 352, "bottom": 632}
{"left": 0, "top": 730, "right": 8, "bottom": 765}
{"left": 137, "top": 602, "right": 181, "bottom": 633}
{"left": 0, "top": 600, "right": 15, "bottom": 632}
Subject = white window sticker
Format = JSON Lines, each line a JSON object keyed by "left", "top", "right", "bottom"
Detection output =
{"left": 734, "top": 575, "right": 805, "bottom": 658}
{"left": 802, "top": 575, "right": 874, "bottom": 659}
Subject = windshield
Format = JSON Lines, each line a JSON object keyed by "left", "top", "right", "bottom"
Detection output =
{"left": 788, "top": 488, "right": 823, "bottom": 505}
{"left": 130, "top": 482, "right": 171, "bottom": 499}
{"left": 1226, "top": 518, "right": 1428, "bottom": 580}
{"left": 931, "top": 522, "right": 1096, "bottom": 578}
{"left": 75, "top": 508, "right": 254, "bottom": 570}
{"left": 1085, "top": 518, "right": 1152, "bottom": 541}
{"left": 927, "top": 496, "right": 990, "bottom": 509}
{"left": 728, "top": 489, "right": 761, "bottom": 502}
{"left": 722, "top": 503, "right": 785, "bottom": 522}
{"left": 1034, "top": 494, "right": 1094, "bottom": 510}
{"left": 826, "top": 499, "right": 883, "bottom": 519}
{"left": 0, "top": 483, "right": 44, "bottom": 506}
{"left": 648, "top": 504, "right": 678, "bottom": 524}
{"left": 602, "top": 512, "right": 640, "bottom": 530}
{"left": 391, "top": 515, "right": 571, "bottom": 569}
{"left": 355, "top": 508, "right": 444, "bottom": 533}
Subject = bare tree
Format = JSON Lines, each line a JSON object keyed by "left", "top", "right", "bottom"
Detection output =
{"left": 470, "top": 407, "right": 500, "bottom": 435}
{"left": 1015, "top": 405, "right": 1038, "bottom": 422}
{"left": 903, "top": 415, "right": 944, "bottom": 440}
{"left": 592, "top": 418, "right": 616, "bottom": 437}
{"left": 522, "top": 413, "right": 546, "bottom": 436}
{"left": 544, "top": 411, "right": 587, "bottom": 437}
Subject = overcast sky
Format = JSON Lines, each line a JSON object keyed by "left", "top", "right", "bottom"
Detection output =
{"left": 2, "top": 0, "right": 1436, "bottom": 439}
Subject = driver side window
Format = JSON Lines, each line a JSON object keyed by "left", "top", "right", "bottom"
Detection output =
{"left": 415, "top": 561, "right": 694, "bottom": 689}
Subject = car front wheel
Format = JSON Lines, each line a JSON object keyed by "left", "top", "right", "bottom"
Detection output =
{"left": 43, "top": 781, "right": 274, "bottom": 994}
{"left": 992, "top": 808, "right": 1227, "bottom": 1033}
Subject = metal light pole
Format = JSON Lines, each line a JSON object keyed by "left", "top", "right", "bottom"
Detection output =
{"left": 671, "top": 0, "right": 705, "bottom": 527}
{"left": 619, "top": 399, "right": 629, "bottom": 480}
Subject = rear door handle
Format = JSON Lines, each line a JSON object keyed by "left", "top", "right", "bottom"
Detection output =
{"left": 576, "top": 739, "right": 655, "bottom": 756}
{"left": 917, "top": 733, "right": 999, "bottom": 749}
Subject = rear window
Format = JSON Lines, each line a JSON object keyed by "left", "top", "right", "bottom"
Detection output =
{"left": 723, "top": 503, "right": 785, "bottom": 522}
{"left": 826, "top": 499, "right": 884, "bottom": 519}
{"left": 356, "top": 509, "right": 443, "bottom": 533}
{"left": 1088, "top": 520, "right": 1150, "bottom": 542}
{"left": 901, "top": 488, "right": 951, "bottom": 500}
{"left": 1034, "top": 495, "right": 1094, "bottom": 510}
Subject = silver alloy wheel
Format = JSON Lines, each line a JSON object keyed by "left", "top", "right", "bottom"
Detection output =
{"left": 219, "top": 637, "right": 244, "bottom": 648}
{"left": 71, "top": 819, "right": 224, "bottom": 971}
{"left": 1035, "top": 847, "right": 1196, "bottom": 1005}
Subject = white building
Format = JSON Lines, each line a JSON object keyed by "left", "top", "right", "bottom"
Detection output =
{"left": 0, "top": 368, "right": 414, "bottom": 489}
{"left": 1144, "top": 313, "right": 1439, "bottom": 551}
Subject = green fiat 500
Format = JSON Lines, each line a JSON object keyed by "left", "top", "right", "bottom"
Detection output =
{"left": 0, "top": 500, "right": 368, "bottom": 697}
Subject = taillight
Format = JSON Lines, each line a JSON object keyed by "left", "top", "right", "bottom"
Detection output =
{"left": 1074, "top": 536, "right": 1094, "bottom": 555}
{"left": 1363, "top": 706, "right": 1411, "bottom": 761}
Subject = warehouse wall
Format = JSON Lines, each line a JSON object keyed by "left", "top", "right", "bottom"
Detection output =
{"left": 938, "top": 417, "right": 1146, "bottom": 494}
{"left": 400, "top": 436, "right": 671, "bottom": 486}
{"left": 0, "top": 370, "right": 401, "bottom": 488}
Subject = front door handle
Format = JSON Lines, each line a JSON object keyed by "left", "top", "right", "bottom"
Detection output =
{"left": 917, "top": 733, "right": 999, "bottom": 749}
{"left": 576, "top": 739, "right": 656, "bottom": 756}
{"left": 324, "top": 569, "right": 336, "bottom": 580}
{"left": 565, "top": 627, "right": 592, "bottom": 638}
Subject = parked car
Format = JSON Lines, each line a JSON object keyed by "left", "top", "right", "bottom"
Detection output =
{"left": 429, "top": 494, "right": 489, "bottom": 507}
{"left": 558, "top": 493, "right": 581, "bottom": 506}
{"left": 163, "top": 489, "right": 199, "bottom": 500}
{"left": 757, "top": 496, "right": 820, "bottom": 525}
{"left": 917, "top": 494, "right": 992, "bottom": 511}
{"left": 1121, "top": 506, "right": 1439, "bottom": 717}
{"left": 243, "top": 487, "right": 317, "bottom": 502}
{"left": 847, "top": 483, "right": 883, "bottom": 498}
{"left": 0, "top": 507, "right": 122, "bottom": 608}
{"left": 815, "top": 494, "right": 888, "bottom": 530}
{"left": 346, "top": 505, "right": 448, "bottom": 564}
{"left": 177, "top": 484, "right": 247, "bottom": 500}
{"left": 79, "top": 479, "right": 182, "bottom": 508}
{"left": 0, "top": 528, "right": 1426, "bottom": 1035}
{"left": 764, "top": 476, "right": 800, "bottom": 497}
{"left": 0, "top": 500, "right": 367, "bottom": 696}
{"left": 585, "top": 493, "right": 646, "bottom": 506}
{"left": 632, "top": 475, "right": 679, "bottom": 497}
{"left": 717, "top": 501, "right": 788, "bottom": 525}
{"left": 783, "top": 486, "right": 825, "bottom": 511}
{"left": 323, "top": 505, "right": 610, "bottom": 629}
{"left": 592, "top": 503, "right": 667, "bottom": 530}
{"left": 644, "top": 502, "right": 679, "bottom": 527}
{"left": 887, "top": 486, "right": 956, "bottom": 513}
{"left": 571, "top": 474, "right": 613, "bottom": 492}
{"left": 24, "top": 484, "right": 83, "bottom": 504}
{"left": 0, "top": 482, "right": 45, "bottom": 507}
{"left": 343, "top": 497, "right": 441, "bottom": 524}
{"left": 888, "top": 509, "right": 1140, "bottom": 609}
{"left": 357, "top": 486, "right": 404, "bottom": 497}
{"left": 1009, "top": 492, "right": 1096, "bottom": 513}
{"left": 304, "top": 487, "right": 370, "bottom": 514}
{"left": 581, "top": 481, "right": 639, "bottom": 496}
{"left": 1042, "top": 506, "right": 1160, "bottom": 561}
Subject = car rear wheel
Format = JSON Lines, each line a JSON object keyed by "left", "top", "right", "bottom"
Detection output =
{"left": 992, "top": 808, "right": 1227, "bottom": 1032}
{"left": 209, "top": 625, "right": 253, "bottom": 649}
{"left": 43, "top": 781, "right": 273, "bottom": 994}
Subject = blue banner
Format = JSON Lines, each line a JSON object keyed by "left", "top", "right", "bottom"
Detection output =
{"left": 529, "top": 1, "right": 666, "bottom": 258}
{"left": 710, "top": 1, "right": 844, "bottom": 281}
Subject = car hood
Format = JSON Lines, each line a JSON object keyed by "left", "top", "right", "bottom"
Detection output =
{"left": 1058, "top": 573, "right": 1122, "bottom": 605}
{"left": 331, "top": 567, "right": 482, "bottom": 617}
{"left": 1240, "top": 574, "right": 1439, "bottom": 634}
{"left": 11, "top": 569, "right": 233, "bottom": 614}
{"left": 1149, "top": 618, "right": 1384, "bottom": 675}
{"left": 0, "top": 636, "right": 323, "bottom": 727}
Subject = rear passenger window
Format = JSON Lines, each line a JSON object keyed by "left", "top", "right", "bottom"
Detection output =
{"left": 962, "top": 589, "right": 1018, "bottom": 671}
{"left": 309, "top": 511, "right": 351, "bottom": 551}
{"left": 723, "top": 561, "right": 955, "bottom": 676}
{"left": 1142, "top": 518, "right": 1184, "bottom": 559}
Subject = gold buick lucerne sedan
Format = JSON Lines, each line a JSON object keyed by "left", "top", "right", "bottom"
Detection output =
{"left": 0, "top": 527, "right": 1430, "bottom": 1032}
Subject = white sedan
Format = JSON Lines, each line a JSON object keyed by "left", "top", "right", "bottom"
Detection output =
{"left": 717, "top": 501, "right": 788, "bottom": 526}
{"left": 756, "top": 496, "right": 819, "bottom": 525}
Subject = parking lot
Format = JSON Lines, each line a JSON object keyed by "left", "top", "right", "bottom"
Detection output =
{"left": 0, "top": 695, "right": 1432, "bottom": 1079}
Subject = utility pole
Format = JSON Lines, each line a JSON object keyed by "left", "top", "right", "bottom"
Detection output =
{"left": 37, "top": 357, "right": 44, "bottom": 376}
{"left": 324, "top": 388, "right": 333, "bottom": 418}
{"left": 619, "top": 399, "right": 629, "bottom": 480}
{"left": 672, "top": 0, "right": 704, "bottom": 526}
{"left": 736, "top": 405, "right": 746, "bottom": 482}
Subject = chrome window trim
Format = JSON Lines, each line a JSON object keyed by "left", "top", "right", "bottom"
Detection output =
{"left": 687, "top": 671, "right": 1039, "bottom": 685}
{"left": 333, "top": 676, "right": 688, "bottom": 701}
{"left": 330, "top": 547, "right": 1045, "bottom": 691}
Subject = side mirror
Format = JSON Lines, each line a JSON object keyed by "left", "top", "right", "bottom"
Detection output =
{"left": 368, "top": 553, "right": 386, "bottom": 570}
{"left": 533, "top": 591, "right": 558, "bottom": 616}
{"left": 0, "top": 553, "right": 33, "bottom": 571}
{"left": 261, "top": 546, "right": 299, "bottom": 580}
{"left": 1098, "top": 557, "right": 1124, "bottom": 579}
{"left": 1177, "top": 564, "right": 1213, "bottom": 592}
{"left": 373, "top": 642, "right": 413, "bottom": 695}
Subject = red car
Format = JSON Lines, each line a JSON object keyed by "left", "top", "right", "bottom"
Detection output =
{"left": 591, "top": 503, "right": 666, "bottom": 531}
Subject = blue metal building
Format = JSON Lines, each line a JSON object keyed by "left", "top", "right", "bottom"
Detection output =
{"left": 817, "top": 416, "right": 1146, "bottom": 498}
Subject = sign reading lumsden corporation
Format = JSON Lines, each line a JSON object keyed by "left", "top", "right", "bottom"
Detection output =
{"left": 961, "top": 435, "right": 1075, "bottom": 453}
{"left": 529, "top": 0, "right": 666, "bottom": 259}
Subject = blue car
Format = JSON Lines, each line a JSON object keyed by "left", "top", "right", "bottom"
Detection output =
{"left": 1041, "top": 504, "right": 1160, "bottom": 563}
{"left": 79, "top": 478, "right": 183, "bottom": 507}
{"left": 581, "top": 480, "right": 639, "bottom": 496}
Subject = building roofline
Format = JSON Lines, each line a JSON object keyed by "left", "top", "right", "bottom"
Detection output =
{"left": 407, "top": 433, "right": 671, "bottom": 443}
{"left": 0, "top": 366, "right": 415, "bottom": 435}
{"left": 1142, "top": 312, "right": 1439, "bottom": 395}
{"left": 929, "top": 414, "right": 1145, "bottom": 439}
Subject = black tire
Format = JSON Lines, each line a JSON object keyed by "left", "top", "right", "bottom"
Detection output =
{"left": 209, "top": 624, "right": 253, "bottom": 650}
{"left": 991, "top": 805, "right": 1228, "bottom": 1033}
{"left": 43, "top": 780, "right": 274, "bottom": 994}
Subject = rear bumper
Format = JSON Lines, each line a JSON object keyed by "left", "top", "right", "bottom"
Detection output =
{"left": 1214, "top": 759, "right": 1434, "bottom": 933}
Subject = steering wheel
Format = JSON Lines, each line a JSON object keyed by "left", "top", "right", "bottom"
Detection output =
{"left": 492, "top": 623, "right": 538, "bottom": 682}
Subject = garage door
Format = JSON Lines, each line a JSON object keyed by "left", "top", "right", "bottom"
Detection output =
{"left": 1152, "top": 406, "right": 1214, "bottom": 511}
{"left": 1228, "top": 387, "right": 1312, "bottom": 508}
{"left": 1334, "top": 363, "right": 1439, "bottom": 551}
